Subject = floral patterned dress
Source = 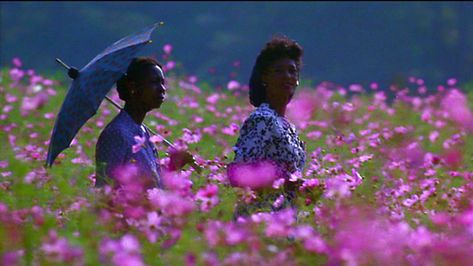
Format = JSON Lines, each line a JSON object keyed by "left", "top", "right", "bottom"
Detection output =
{"left": 231, "top": 103, "right": 306, "bottom": 217}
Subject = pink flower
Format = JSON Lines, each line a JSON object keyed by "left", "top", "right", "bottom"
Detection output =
{"left": 195, "top": 184, "right": 219, "bottom": 212}
{"left": 227, "top": 80, "right": 240, "bottom": 90}
{"left": 264, "top": 208, "right": 296, "bottom": 237}
{"left": 287, "top": 90, "right": 321, "bottom": 127}
{"left": 221, "top": 123, "right": 239, "bottom": 136}
{"left": 441, "top": 89, "right": 473, "bottom": 130}
{"left": 20, "top": 92, "right": 49, "bottom": 116}
{"left": 447, "top": 78, "right": 457, "bottom": 86}
{"left": 149, "top": 134, "right": 164, "bottom": 144}
{"left": 2, "top": 250, "right": 24, "bottom": 266}
{"left": 163, "top": 44, "right": 173, "bottom": 54}
{"left": 100, "top": 234, "right": 146, "bottom": 266}
{"left": 402, "top": 194, "right": 419, "bottom": 207}
{"left": 147, "top": 189, "right": 194, "bottom": 217}
{"left": 442, "top": 149, "right": 463, "bottom": 169}
{"left": 160, "top": 170, "right": 192, "bottom": 194}
{"left": 132, "top": 135, "right": 146, "bottom": 153}
{"left": 0, "top": 161, "right": 8, "bottom": 168}
{"left": 120, "top": 234, "right": 141, "bottom": 253}
{"left": 9, "top": 68, "right": 24, "bottom": 81}
{"left": 43, "top": 79, "right": 54, "bottom": 86}
{"left": 324, "top": 176, "right": 351, "bottom": 199}
{"left": 12, "top": 57, "right": 22, "bottom": 68}
{"left": 349, "top": 84, "right": 363, "bottom": 92}
{"left": 165, "top": 61, "right": 176, "bottom": 71}
{"left": 206, "top": 93, "right": 220, "bottom": 104}
{"left": 272, "top": 195, "right": 285, "bottom": 209}
{"left": 41, "top": 230, "right": 83, "bottom": 264}
{"left": 44, "top": 113, "right": 55, "bottom": 119}
{"left": 192, "top": 116, "right": 204, "bottom": 123}
{"left": 227, "top": 161, "right": 279, "bottom": 190}
{"left": 181, "top": 128, "right": 201, "bottom": 144}
{"left": 111, "top": 164, "right": 139, "bottom": 186}
{"left": 306, "top": 130, "right": 322, "bottom": 140}
{"left": 6, "top": 93, "right": 17, "bottom": 103}
{"left": 429, "top": 131, "right": 439, "bottom": 143}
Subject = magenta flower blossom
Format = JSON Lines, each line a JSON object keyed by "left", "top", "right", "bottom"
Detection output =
{"left": 227, "top": 80, "right": 240, "bottom": 91}
{"left": 227, "top": 161, "right": 279, "bottom": 190}
{"left": 147, "top": 188, "right": 194, "bottom": 217}
{"left": 100, "top": 234, "right": 145, "bottom": 266}
{"left": 160, "top": 170, "right": 192, "bottom": 195}
{"left": 195, "top": 184, "right": 219, "bottom": 212}
{"left": 324, "top": 175, "right": 351, "bottom": 199}
{"left": 163, "top": 44, "right": 173, "bottom": 54}
{"left": 20, "top": 92, "right": 49, "bottom": 116}
{"left": 5, "top": 93, "right": 17, "bottom": 103}
{"left": 441, "top": 89, "right": 473, "bottom": 130}
{"left": 181, "top": 128, "right": 202, "bottom": 144}
{"left": 165, "top": 61, "right": 176, "bottom": 71}
{"left": 286, "top": 90, "right": 320, "bottom": 128}
{"left": 40, "top": 230, "right": 83, "bottom": 265}
{"left": 349, "top": 84, "right": 363, "bottom": 92}
{"left": 149, "top": 134, "right": 163, "bottom": 144}
{"left": 12, "top": 57, "right": 22, "bottom": 68}
{"left": 293, "top": 225, "right": 327, "bottom": 253}
{"left": 221, "top": 123, "right": 239, "bottom": 136}
{"left": 2, "top": 250, "right": 24, "bottom": 266}
{"left": 132, "top": 135, "right": 146, "bottom": 153}
{"left": 206, "top": 93, "right": 220, "bottom": 104}
{"left": 263, "top": 208, "right": 296, "bottom": 238}
{"left": 447, "top": 78, "right": 457, "bottom": 86}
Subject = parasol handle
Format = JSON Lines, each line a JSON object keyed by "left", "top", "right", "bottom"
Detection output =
{"left": 103, "top": 96, "right": 174, "bottom": 148}
{"left": 55, "top": 58, "right": 202, "bottom": 173}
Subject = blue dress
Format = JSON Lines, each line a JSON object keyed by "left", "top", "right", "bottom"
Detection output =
{"left": 95, "top": 110, "right": 161, "bottom": 188}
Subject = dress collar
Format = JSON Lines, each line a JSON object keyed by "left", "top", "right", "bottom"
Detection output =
{"left": 119, "top": 109, "right": 144, "bottom": 133}
{"left": 259, "top": 103, "right": 279, "bottom": 117}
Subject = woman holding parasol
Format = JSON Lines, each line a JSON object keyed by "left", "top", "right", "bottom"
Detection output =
{"left": 95, "top": 57, "right": 194, "bottom": 189}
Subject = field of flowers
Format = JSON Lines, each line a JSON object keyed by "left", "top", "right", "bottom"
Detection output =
{"left": 2, "top": 47, "right": 473, "bottom": 265}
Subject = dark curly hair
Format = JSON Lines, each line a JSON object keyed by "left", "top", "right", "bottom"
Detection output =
{"left": 249, "top": 35, "right": 303, "bottom": 107}
{"left": 116, "top": 57, "right": 162, "bottom": 102}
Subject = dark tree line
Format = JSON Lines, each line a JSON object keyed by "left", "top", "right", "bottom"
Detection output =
{"left": 1, "top": 2, "right": 473, "bottom": 88}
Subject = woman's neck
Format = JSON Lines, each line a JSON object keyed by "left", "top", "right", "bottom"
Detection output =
{"left": 267, "top": 101, "right": 287, "bottom": 117}
{"left": 124, "top": 104, "right": 146, "bottom": 125}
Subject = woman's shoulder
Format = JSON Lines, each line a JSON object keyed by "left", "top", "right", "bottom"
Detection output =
{"left": 97, "top": 117, "right": 134, "bottom": 146}
{"left": 247, "top": 103, "right": 278, "bottom": 122}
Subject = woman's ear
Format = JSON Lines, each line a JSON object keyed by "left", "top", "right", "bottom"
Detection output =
{"left": 127, "top": 80, "right": 138, "bottom": 93}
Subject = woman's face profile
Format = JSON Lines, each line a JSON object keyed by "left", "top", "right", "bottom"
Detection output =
{"left": 133, "top": 65, "right": 167, "bottom": 110}
{"left": 262, "top": 57, "right": 298, "bottom": 106}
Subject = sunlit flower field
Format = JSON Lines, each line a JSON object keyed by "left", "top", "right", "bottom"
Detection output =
{"left": 2, "top": 46, "right": 473, "bottom": 265}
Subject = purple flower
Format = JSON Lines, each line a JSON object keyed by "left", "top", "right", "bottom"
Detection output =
{"left": 147, "top": 189, "right": 194, "bottom": 217}
{"left": 206, "top": 93, "right": 220, "bottom": 104}
{"left": 41, "top": 230, "right": 83, "bottom": 265}
{"left": 195, "top": 184, "right": 219, "bottom": 212}
{"left": 227, "top": 161, "right": 279, "bottom": 190}
{"left": 163, "top": 44, "right": 173, "bottom": 54}
{"left": 12, "top": 57, "right": 22, "bottom": 68}
{"left": 132, "top": 135, "right": 146, "bottom": 153}
{"left": 227, "top": 80, "right": 240, "bottom": 91}
{"left": 221, "top": 123, "right": 239, "bottom": 136}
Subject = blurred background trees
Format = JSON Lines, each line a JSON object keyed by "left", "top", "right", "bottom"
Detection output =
{"left": 1, "top": 2, "right": 472, "bottom": 88}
